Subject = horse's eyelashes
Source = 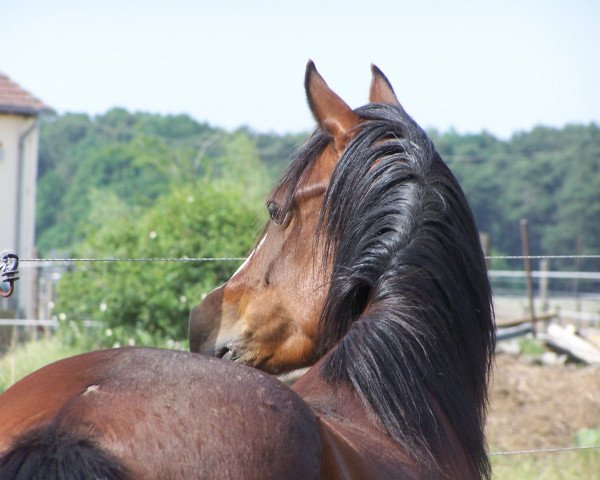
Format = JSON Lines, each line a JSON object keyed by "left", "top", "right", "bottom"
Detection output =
{"left": 267, "top": 201, "right": 283, "bottom": 225}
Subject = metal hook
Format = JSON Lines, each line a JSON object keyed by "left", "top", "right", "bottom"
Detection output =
{"left": 0, "top": 250, "right": 19, "bottom": 298}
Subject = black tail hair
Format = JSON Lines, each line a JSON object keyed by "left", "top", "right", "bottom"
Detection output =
{"left": 0, "top": 426, "right": 127, "bottom": 480}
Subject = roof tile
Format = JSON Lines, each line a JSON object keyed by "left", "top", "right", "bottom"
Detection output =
{"left": 0, "top": 72, "right": 53, "bottom": 115}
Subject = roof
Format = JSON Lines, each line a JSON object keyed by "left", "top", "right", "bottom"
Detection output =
{"left": 0, "top": 71, "right": 53, "bottom": 116}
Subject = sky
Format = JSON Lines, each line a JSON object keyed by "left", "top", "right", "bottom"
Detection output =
{"left": 1, "top": 0, "right": 599, "bottom": 138}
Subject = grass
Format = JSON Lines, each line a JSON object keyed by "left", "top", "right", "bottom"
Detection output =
{"left": 517, "top": 336, "right": 546, "bottom": 356}
{"left": 0, "top": 334, "right": 188, "bottom": 394}
{"left": 491, "top": 448, "right": 600, "bottom": 479}
{"left": 0, "top": 337, "right": 85, "bottom": 393}
{"left": 576, "top": 428, "right": 600, "bottom": 448}
{"left": 491, "top": 428, "right": 600, "bottom": 480}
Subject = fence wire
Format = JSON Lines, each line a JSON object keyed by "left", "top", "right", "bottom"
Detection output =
{"left": 486, "top": 254, "right": 600, "bottom": 260}
{"left": 20, "top": 257, "right": 245, "bottom": 263}
{"left": 8, "top": 252, "right": 600, "bottom": 460}
{"left": 491, "top": 445, "right": 600, "bottom": 456}
{"left": 16, "top": 254, "right": 600, "bottom": 264}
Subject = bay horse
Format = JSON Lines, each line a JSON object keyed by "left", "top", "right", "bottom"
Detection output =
{"left": 0, "top": 62, "right": 495, "bottom": 479}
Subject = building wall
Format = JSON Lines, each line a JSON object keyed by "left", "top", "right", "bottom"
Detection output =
{"left": 0, "top": 114, "right": 39, "bottom": 319}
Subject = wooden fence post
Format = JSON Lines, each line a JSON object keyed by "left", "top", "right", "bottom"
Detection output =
{"left": 480, "top": 232, "right": 491, "bottom": 269}
{"left": 519, "top": 219, "right": 537, "bottom": 334}
{"left": 539, "top": 258, "right": 549, "bottom": 314}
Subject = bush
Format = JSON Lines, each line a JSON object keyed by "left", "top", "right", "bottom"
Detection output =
{"left": 54, "top": 179, "right": 264, "bottom": 348}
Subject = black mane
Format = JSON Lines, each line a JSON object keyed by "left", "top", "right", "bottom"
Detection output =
{"left": 275, "top": 103, "right": 495, "bottom": 478}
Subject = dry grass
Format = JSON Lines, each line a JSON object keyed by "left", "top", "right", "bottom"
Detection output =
{"left": 488, "top": 354, "right": 600, "bottom": 479}
{"left": 491, "top": 449, "right": 600, "bottom": 479}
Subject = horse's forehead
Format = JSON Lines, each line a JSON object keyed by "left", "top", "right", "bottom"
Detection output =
{"left": 272, "top": 142, "right": 338, "bottom": 205}
{"left": 305, "top": 143, "right": 339, "bottom": 187}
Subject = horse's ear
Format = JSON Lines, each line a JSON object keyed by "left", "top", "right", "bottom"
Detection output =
{"left": 369, "top": 64, "right": 403, "bottom": 108}
{"left": 305, "top": 60, "right": 359, "bottom": 148}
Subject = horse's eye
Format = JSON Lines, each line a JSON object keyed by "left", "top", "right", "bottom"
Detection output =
{"left": 267, "top": 201, "right": 282, "bottom": 225}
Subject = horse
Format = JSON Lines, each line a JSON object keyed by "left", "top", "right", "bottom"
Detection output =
{"left": 0, "top": 62, "right": 495, "bottom": 479}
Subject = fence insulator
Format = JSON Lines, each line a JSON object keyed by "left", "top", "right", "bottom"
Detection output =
{"left": 0, "top": 250, "right": 19, "bottom": 298}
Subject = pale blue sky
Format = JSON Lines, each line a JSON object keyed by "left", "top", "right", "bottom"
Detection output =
{"left": 1, "top": 0, "right": 598, "bottom": 137}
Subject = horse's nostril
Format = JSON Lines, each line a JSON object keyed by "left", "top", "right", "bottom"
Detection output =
{"left": 215, "top": 346, "right": 229, "bottom": 359}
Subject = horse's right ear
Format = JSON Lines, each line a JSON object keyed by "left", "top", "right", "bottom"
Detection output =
{"left": 369, "top": 64, "right": 403, "bottom": 109}
{"left": 305, "top": 61, "right": 359, "bottom": 149}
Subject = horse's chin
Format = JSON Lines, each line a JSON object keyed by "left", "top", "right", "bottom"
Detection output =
{"left": 215, "top": 342, "right": 273, "bottom": 371}
{"left": 216, "top": 347, "right": 251, "bottom": 365}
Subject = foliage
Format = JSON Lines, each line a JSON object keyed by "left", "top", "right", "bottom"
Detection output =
{"left": 36, "top": 112, "right": 600, "bottom": 347}
{"left": 37, "top": 110, "right": 225, "bottom": 253}
{"left": 251, "top": 129, "right": 307, "bottom": 176}
{"left": 39, "top": 112, "right": 600, "bottom": 260}
{"left": 36, "top": 110, "right": 301, "bottom": 255}
{"left": 429, "top": 124, "right": 600, "bottom": 259}
{"left": 37, "top": 110, "right": 279, "bottom": 348}
{"left": 54, "top": 179, "right": 265, "bottom": 348}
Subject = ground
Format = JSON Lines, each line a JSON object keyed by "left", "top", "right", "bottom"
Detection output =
{"left": 487, "top": 353, "right": 600, "bottom": 452}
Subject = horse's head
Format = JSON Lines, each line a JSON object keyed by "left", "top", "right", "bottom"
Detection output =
{"left": 189, "top": 62, "right": 400, "bottom": 373}
{"left": 190, "top": 63, "right": 495, "bottom": 479}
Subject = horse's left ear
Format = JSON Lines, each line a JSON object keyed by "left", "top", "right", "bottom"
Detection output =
{"left": 369, "top": 64, "right": 403, "bottom": 108}
{"left": 305, "top": 60, "right": 360, "bottom": 149}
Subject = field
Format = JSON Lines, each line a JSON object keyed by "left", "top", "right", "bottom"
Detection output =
{"left": 489, "top": 354, "right": 600, "bottom": 479}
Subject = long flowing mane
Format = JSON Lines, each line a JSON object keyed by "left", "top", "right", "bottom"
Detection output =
{"left": 275, "top": 103, "right": 495, "bottom": 478}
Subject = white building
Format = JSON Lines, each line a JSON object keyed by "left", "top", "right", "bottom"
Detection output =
{"left": 0, "top": 72, "right": 52, "bottom": 319}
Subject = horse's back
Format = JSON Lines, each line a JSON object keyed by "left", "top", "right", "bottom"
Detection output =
{"left": 0, "top": 347, "right": 321, "bottom": 479}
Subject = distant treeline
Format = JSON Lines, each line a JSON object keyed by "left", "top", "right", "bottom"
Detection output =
{"left": 429, "top": 126, "right": 599, "bottom": 260}
{"left": 37, "top": 109, "right": 600, "bottom": 259}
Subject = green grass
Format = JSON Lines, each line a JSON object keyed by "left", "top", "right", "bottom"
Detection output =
{"left": 576, "top": 428, "right": 600, "bottom": 448}
{"left": 0, "top": 335, "right": 188, "bottom": 395}
{"left": 517, "top": 336, "right": 546, "bottom": 356}
{"left": 0, "top": 337, "right": 85, "bottom": 393}
{"left": 491, "top": 447, "right": 600, "bottom": 479}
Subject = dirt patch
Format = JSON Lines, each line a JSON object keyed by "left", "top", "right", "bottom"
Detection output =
{"left": 487, "top": 354, "right": 600, "bottom": 451}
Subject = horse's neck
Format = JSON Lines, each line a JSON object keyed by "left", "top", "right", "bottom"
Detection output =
{"left": 292, "top": 360, "right": 421, "bottom": 479}
{"left": 292, "top": 360, "right": 478, "bottom": 480}
{"left": 291, "top": 361, "right": 369, "bottom": 429}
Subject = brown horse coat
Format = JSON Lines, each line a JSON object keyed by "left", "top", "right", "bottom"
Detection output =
{"left": 0, "top": 348, "right": 322, "bottom": 479}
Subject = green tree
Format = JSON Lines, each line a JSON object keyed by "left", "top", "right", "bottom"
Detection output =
{"left": 37, "top": 110, "right": 600, "bottom": 267}
{"left": 431, "top": 124, "right": 600, "bottom": 257}
{"left": 36, "top": 110, "right": 221, "bottom": 253}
